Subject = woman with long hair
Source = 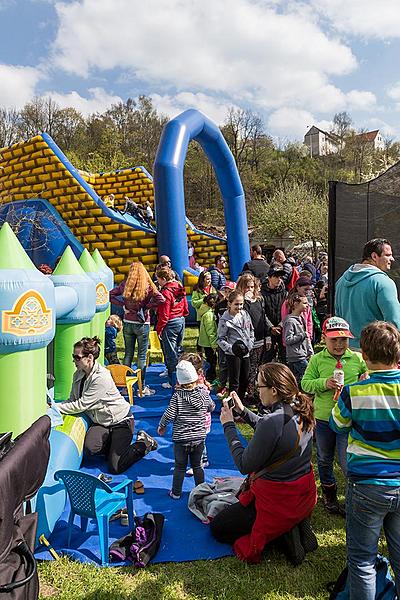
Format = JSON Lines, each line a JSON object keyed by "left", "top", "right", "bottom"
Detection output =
{"left": 211, "top": 363, "right": 317, "bottom": 565}
{"left": 156, "top": 267, "right": 189, "bottom": 388}
{"left": 110, "top": 261, "right": 165, "bottom": 395}
{"left": 191, "top": 270, "right": 216, "bottom": 322}
{"left": 58, "top": 336, "right": 157, "bottom": 473}
{"left": 236, "top": 273, "right": 272, "bottom": 405}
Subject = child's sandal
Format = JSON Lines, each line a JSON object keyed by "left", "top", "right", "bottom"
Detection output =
{"left": 133, "top": 479, "right": 145, "bottom": 494}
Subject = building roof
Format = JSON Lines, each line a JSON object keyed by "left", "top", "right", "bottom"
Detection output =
{"left": 304, "top": 126, "right": 340, "bottom": 143}
{"left": 354, "top": 129, "right": 380, "bottom": 142}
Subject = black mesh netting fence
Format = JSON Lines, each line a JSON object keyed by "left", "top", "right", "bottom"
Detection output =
{"left": 329, "top": 162, "right": 400, "bottom": 308}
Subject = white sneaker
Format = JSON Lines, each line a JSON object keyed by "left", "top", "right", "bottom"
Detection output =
{"left": 186, "top": 467, "right": 194, "bottom": 477}
{"left": 162, "top": 382, "right": 172, "bottom": 389}
{"left": 142, "top": 386, "right": 156, "bottom": 396}
{"left": 159, "top": 369, "right": 168, "bottom": 378}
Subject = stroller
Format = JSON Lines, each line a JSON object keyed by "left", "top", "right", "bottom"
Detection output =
{"left": 0, "top": 416, "right": 51, "bottom": 600}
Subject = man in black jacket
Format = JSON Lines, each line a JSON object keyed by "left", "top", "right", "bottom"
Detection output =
{"left": 261, "top": 267, "right": 287, "bottom": 362}
{"left": 241, "top": 244, "right": 269, "bottom": 283}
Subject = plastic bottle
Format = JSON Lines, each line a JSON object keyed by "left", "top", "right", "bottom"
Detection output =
{"left": 333, "top": 360, "right": 344, "bottom": 402}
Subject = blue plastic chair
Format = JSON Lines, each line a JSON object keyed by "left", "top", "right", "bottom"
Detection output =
{"left": 54, "top": 469, "right": 134, "bottom": 565}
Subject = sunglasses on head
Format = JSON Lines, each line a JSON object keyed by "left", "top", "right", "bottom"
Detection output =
{"left": 72, "top": 353, "right": 86, "bottom": 361}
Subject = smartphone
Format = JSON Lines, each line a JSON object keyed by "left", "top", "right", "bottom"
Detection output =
{"left": 226, "top": 396, "right": 235, "bottom": 409}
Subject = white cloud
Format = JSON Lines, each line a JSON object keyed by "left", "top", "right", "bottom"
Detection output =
{"left": 151, "top": 92, "right": 236, "bottom": 125}
{"left": 311, "top": 0, "right": 400, "bottom": 38}
{"left": 51, "top": 0, "right": 356, "bottom": 114}
{"left": 267, "top": 107, "right": 315, "bottom": 138}
{"left": 346, "top": 89, "right": 377, "bottom": 111}
{"left": 0, "top": 64, "right": 43, "bottom": 108}
{"left": 42, "top": 87, "right": 122, "bottom": 115}
{"left": 387, "top": 82, "right": 400, "bottom": 101}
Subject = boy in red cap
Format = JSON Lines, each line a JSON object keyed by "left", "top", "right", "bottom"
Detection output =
{"left": 302, "top": 316, "right": 368, "bottom": 515}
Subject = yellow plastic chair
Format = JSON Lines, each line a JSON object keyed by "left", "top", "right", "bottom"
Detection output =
{"left": 106, "top": 364, "right": 142, "bottom": 404}
{"left": 146, "top": 330, "right": 162, "bottom": 367}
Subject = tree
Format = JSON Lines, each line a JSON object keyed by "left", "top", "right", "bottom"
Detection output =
{"left": 222, "top": 107, "right": 265, "bottom": 169}
{"left": 251, "top": 181, "right": 328, "bottom": 257}
{"left": 0, "top": 107, "right": 20, "bottom": 147}
{"left": 331, "top": 111, "right": 352, "bottom": 154}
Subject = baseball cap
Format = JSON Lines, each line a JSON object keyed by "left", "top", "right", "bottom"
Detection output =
{"left": 268, "top": 267, "right": 285, "bottom": 278}
{"left": 222, "top": 281, "right": 236, "bottom": 290}
{"left": 176, "top": 360, "right": 198, "bottom": 384}
{"left": 322, "top": 316, "right": 354, "bottom": 338}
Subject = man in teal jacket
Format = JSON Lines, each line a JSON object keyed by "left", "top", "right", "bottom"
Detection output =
{"left": 335, "top": 238, "right": 400, "bottom": 348}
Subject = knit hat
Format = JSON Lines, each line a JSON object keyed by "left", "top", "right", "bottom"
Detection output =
{"left": 296, "top": 276, "right": 314, "bottom": 287}
{"left": 176, "top": 360, "right": 198, "bottom": 384}
{"left": 322, "top": 316, "right": 354, "bottom": 338}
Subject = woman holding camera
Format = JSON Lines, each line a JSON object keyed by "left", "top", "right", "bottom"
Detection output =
{"left": 210, "top": 362, "right": 317, "bottom": 564}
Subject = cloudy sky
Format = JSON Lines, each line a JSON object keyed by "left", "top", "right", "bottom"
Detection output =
{"left": 1, "top": 0, "right": 400, "bottom": 141}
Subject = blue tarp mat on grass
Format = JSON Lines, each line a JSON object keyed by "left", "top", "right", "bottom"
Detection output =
{"left": 35, "top": 364, "right": 242, "bottom": 565}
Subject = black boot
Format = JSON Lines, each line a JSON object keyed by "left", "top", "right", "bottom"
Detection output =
{"left": 298, "top": 518, "right": 318, "bottom": 553}
{"left": 281, "top": 525, "right": 306, "bottom": 566}
{"left": 321, "top": 483, "right": 346, "bottom": 517}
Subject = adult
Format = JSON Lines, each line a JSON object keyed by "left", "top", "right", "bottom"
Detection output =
{"left": 271, "top": 249, "right": 293, "bottom": 289}
{"left": 301, "top": 256, "right": 317, "bottom": 283}
{"left": 153, "top": 256, "right": 181, "bottom": 285}
{"left": 210, "top": 363, "right": 317, "bottom": 564}
{"left": 110, "top": 261, "right": 165, "bottom": 395}
{"left": 207, "top": 255, "right": 227, "bottom": 291}
{"left": 261, "top": 267, "right": 287, "bottom": 362}
{"left": 191, "top": 271, "right": 217, "bottom": 322}
{"left": 156, "top": 267, "right": 189, "bottom": 389}
{"left": 236, "top": 273, "right": 272, "bottom": 405}
{"left": 335, "top": 238, "right": 400, "bottom": 348}
{"left": 241, "top": 244, "right": 270, "bottom": 283}
{"left": 58, "top": 336, "right": 157, "bottom": 474}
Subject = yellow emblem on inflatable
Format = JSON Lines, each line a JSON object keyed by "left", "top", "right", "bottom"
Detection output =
{"left": 96, "top": 282, "right": 108, "bottom": 306}
{"left": 2, "top": 290, "right": 52, "bottom": 336}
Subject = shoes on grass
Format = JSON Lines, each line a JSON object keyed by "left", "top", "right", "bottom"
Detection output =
{"left": 298, "top": 518, "right": 318, "bottom": 553}
{"left": 281, "top": 525, "right": 305, "bottom": 566}
{"left": 142, "top": 385, "right": 156, "bottom": 396}
{"left": 136, "top": 430, "right": 158, "bottom": 454}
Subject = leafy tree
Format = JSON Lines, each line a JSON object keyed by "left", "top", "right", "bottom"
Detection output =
{"left": 251, "top": 180, "right": 328, "bottom": 257}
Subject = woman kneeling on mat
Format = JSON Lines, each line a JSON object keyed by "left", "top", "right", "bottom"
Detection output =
{"left": 58, "top": 336, "right": 158, "bottom": 474}
{"left": 210, "top": 363, "right": 317, "bottom": 565}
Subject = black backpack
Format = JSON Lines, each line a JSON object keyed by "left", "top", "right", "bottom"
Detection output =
{"left": 0, "top": 417, "right": 51, "bottom": 599}
{"left": 109, "top": 513, "right": 165, "bottom": 567}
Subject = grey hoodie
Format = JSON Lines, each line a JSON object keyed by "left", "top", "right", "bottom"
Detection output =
{"left": 282, "top": 314, "right": 313, "bottom": 362}
{"left": 217, "top": 309, "right": 255, "bottom": 357}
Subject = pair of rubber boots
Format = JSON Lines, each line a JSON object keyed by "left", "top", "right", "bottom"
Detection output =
{"left": 321, "top": 483, "right": 346, "bottom": 517}
{"left": 281, "top": 518, "right": 318, "bottom": 566}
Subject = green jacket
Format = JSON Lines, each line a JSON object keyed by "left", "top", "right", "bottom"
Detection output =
{"left": 301, "top": 347, "right": 367, "bottom": 421}
{"left": 199, "top": 306, "right": 218, "bottom": 348}
{"left": 191, "top": 287, "right": 216, "bottom": 321}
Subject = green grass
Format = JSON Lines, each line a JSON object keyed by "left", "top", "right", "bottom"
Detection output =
{"left": 36, "top": 326, "right": 358, "bottom": 599}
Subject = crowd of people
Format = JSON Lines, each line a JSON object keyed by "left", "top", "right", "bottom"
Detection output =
{"left": 63, "top": 238, "right": 400, "bottom": 598}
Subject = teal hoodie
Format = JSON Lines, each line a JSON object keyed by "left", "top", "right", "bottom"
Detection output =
{"left": 335, "top": 264, "right": 400, "bottom": 348}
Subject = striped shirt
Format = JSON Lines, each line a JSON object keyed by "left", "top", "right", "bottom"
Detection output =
{"left": 330, "top": 369, "right": 400, "bottom": 485}
{"left": 159, "top": 387, "right": 215, "bottom": 443}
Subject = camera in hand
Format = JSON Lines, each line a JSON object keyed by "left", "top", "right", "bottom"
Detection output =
{"left": 225, "top": 396, "right": 235, "bottom": 409}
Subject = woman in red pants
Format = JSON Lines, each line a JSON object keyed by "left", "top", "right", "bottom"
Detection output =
{"left": 210, "top": 363, "right": 317, "bottom": 565}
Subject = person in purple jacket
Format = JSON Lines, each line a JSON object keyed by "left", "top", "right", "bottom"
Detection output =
{"left": 110, "top": 261, "right": 165, "bottom": 395}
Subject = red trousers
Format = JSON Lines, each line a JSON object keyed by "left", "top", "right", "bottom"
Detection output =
{"left": 234, "top": 469, "right": 317, "bottom": 563}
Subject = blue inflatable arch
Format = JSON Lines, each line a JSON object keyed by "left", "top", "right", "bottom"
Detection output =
{"left": 154, "top": 109, "right": 250, "bottom": 280}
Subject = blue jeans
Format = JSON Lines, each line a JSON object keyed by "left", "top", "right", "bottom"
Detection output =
{"left": 172, "top": 440, "right": 205, "bottom": 497}
{"left": 288, "top": 358, "right": 308, "bottom": 387}
{"left": 161, "top": 317, "right": 185, "bottom": 385}
{"left": 122, "top": 322, "right": 150, "bottom": 383}
{"left": 346, "top": 481, "right": 400, "bottom": 599}
{"left": 315, "top": 419, "right": 348, "bottom": 485}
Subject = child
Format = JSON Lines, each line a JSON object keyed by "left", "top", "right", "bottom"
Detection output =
{"left": 157, "top": 360, "right": 215, "bottom": 499}
{"left": 330, "top": 321, "right": 400, "bottom": 598}
{"left": 282, "top": 290, "right": 313, "bottom": 386}
{"left": 105, "top": 314, "right": 122, "bottom": 364}
{"left": 217, "top": 290, "right": 254, "bottom": 401}
{"left": 198, "top": 294, "right": 218, "bottom": 383}
{"left": 214, "top": 281, "right": 236, "bottom": 397}
{"left": 181, "top": 352, "right": 212, "bottom": 470}
{"left": 302, "top": 316, "right": 367, "bottom": 515}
